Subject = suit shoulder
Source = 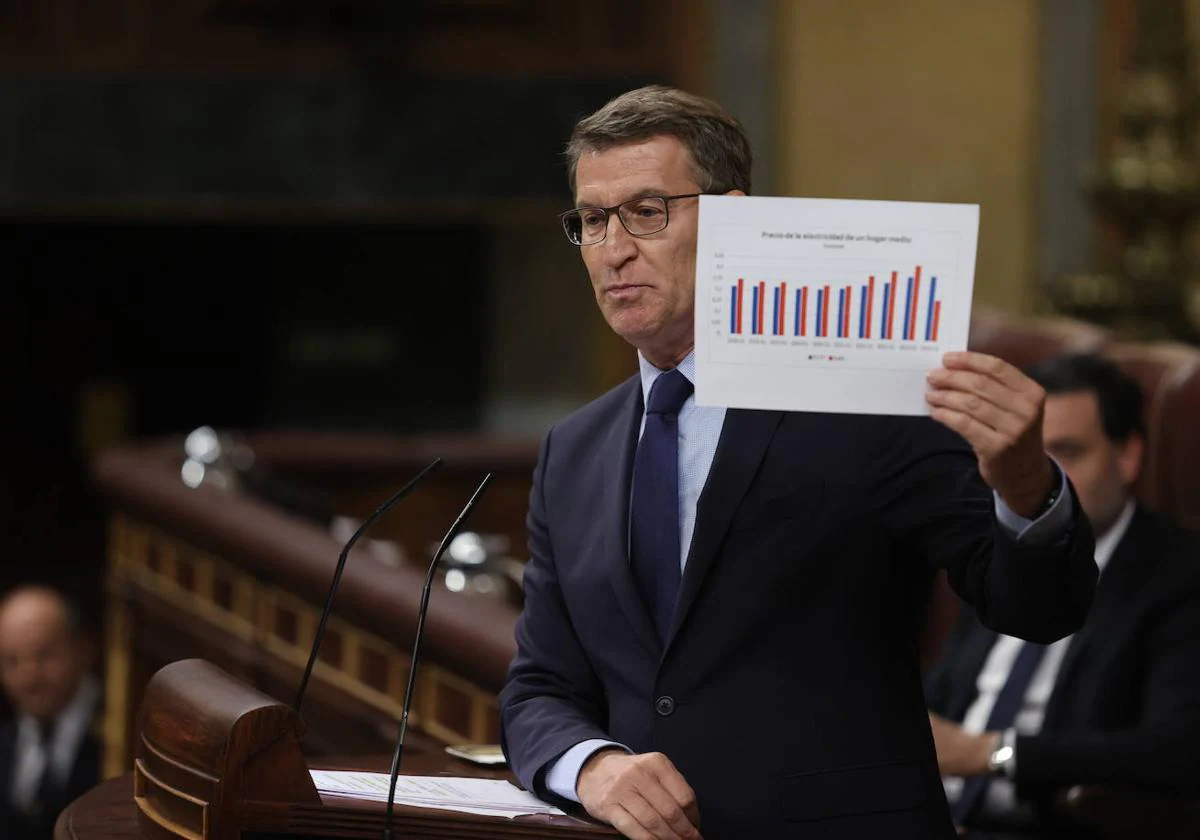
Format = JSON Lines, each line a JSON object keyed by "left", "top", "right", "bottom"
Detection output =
{"left": 1156, "top": 516, "right": 1200, "bottom": 574}
{"left": 547, "top": 374, "right": 640, "bottom": 445}
{"left": 1131, "top": 509, "right": 1200, "bottom": 589}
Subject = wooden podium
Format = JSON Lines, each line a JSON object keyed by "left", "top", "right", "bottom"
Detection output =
{"left": 128, "top": 659, "right": 615, "bottom": 840}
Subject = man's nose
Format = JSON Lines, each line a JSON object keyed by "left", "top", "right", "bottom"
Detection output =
{"left": 599, "top": 213, "right": 637, "bottom": 266}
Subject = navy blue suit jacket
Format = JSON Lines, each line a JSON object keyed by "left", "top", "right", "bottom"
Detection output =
{"left": 501, "top": 374, "right": 1097, "bottom": 839}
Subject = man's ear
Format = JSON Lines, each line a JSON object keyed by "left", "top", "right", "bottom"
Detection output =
{"left": 1117, "top": 432, "right": 1145, "bottom": 488}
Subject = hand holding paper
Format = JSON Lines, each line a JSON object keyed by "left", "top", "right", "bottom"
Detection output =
{"left": 926, "top": 351, "right": 1055, "bottom": 517}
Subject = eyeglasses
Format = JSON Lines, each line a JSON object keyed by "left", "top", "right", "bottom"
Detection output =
{"left": 559, "top": 193, "right": 703, "bottom": 246}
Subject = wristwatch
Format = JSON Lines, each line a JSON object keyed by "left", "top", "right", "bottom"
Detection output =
{"left": 987, "top": 729, "right": 1017, "bottom": 778}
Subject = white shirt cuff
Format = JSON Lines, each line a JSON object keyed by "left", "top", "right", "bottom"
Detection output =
{"left": 544, "top": 739, "right": 630, "bottom": 803}
{"left": 993, "top": 461, "right": 1073, "bottom": 544}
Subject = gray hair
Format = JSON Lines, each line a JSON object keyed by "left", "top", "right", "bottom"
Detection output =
{"left": 565, "top": 85, "right": 753, "bottom": 196}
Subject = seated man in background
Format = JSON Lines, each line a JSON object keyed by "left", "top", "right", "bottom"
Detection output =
{"left": 0, "top": 585, "right": 101, "bottom": 840}
{"left": 925, "top": 353, "right": 1200, "bottom": 838}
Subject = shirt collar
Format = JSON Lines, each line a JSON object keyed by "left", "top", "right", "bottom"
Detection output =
{"left": 637, "top": 351, "right": 696, "bottom": 408}
{"left": 1094, "top": 500, "right": 1136, "bottom": 573}
{"left": 17, "top": 674, "right": 100, "bottom": 746}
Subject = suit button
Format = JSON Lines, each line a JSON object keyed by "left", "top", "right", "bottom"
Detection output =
{"left": 655, "top": 696, "right": 675, "bottom": 716}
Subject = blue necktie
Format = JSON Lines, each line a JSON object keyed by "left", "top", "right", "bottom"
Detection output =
{"left": 951, "top": 641, "right": 1048, "bottom": 824}
{"left": 630, "top": 369, "right": 693, "bottom": 642}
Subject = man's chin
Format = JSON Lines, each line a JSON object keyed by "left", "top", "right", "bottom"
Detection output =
{"left": 603, "top": 311, "right": 660, "bottom": 343}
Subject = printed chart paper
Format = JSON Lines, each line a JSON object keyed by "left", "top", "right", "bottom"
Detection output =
{"left": 309, "top": 769, "right": 566, "bottom": 820}
{"left": 694, "top": 196, "right": 979, "bottom": 415}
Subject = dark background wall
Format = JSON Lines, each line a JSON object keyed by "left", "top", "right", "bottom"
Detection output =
{"left": 0, "top": 0, "right": 706, "bottom": 611}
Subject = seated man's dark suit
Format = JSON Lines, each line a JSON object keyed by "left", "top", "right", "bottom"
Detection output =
{"left": 926, "top": 506, "right": 1200, "bottom": 837}
{"left": 0, "top": 716, "right": 100, "bottom": 840}
{"left": 501, "top": 373, "right": 1097, "bottom": 839}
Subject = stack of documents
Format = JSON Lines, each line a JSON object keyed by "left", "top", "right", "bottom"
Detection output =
{"left": 310, "top": 769, "right": 567, "bottom": 820}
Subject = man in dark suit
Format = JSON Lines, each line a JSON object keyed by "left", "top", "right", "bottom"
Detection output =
{"left": 500, "top": 85, "right": 1097, "bottom": 839}
{"left": 0, "top": 585, "right": 101, "bottom": 840}
{"left": 925, "top": 353, "right": 1200, "bottom": 838}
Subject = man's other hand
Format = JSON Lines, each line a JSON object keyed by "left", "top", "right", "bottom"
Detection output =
{"left": 927, "top": 351, "right": 1055, "bottom": 518}
{"left": 576, "top": 749, "right": 702, "bottom": 840}
{"left": 928, "top": 711, "right": 999, "bottom": 778}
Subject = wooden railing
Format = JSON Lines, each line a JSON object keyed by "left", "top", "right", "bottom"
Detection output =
{"left": 91, "top": 432, "right": 539, "bottom": 779}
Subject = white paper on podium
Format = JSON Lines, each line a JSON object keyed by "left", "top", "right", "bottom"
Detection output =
{"left": 309, "top": 769, "right": 566, "bottom": 820}
{"left": 694, "top": 195, "right": 979, "bottom": 415}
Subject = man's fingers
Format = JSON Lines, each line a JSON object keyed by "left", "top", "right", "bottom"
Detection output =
{"left": 607, "top": 803, "right": 656, "bottom": 840}
{"left": 926, "top": 368, "right": 1038, "bottom": 419}
{"left": 647, "top": 759, "right": 700, "bottom": 830}
{"left": 928, "top": 405, "right": 1005, "bottom": 454}
{"left": 637, "top": 778, "right": 701, "bottom": 839}
{"left": 579, "top": 752, "right": 701, "bottom": 840}
{"left": 619, "top": 790, "right": 691, "bottom": 840}
{"left": 941, "top": 351, "right": 1030, "bottom": 392}
{"left": 925, "top": 388, "right": 1023, "bottom": 438}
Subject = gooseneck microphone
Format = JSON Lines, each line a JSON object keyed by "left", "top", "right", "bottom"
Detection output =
{"left": 293, "top": 457, "right": 444, "bottom": 715}
{"left": 383, "top": 473, "right": 494, "bottom": 840}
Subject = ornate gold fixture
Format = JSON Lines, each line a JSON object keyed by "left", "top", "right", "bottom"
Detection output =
{"left": 1051, "top": 0, "right": 1200, "bottom": 341}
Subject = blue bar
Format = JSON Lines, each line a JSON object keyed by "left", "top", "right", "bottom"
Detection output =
{"left": 751, "top": 287, "right": 759, "bottom": 334}
{"left": 858, "top": 286, "right": 867, "bottom": 338}
{"left": 925, "top": 276, "right": 938, "bottom": 341}
{"left": 882, "top": 284, "right": 891, "bottom": 339}
{"left": 816, "top": 289, "right": 824, "bottom": 337}
{"left": 903, "top": 277, "right": 913, "bottom": 341}
{"left": 836, "top": 289, "right": 844, "bottom": 338}
{"left": 794, "top": 288, "right": 801, "bottom": 336}
{"left": 730, "top": 286, "right": 737, "bottom": 333}
{"left": 773, "top": 286, "right": 780, "bottom": 335}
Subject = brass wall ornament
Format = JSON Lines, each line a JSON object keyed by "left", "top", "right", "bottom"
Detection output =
{"left": 1052, "top": 0, "right": 1200, "bottom": 342}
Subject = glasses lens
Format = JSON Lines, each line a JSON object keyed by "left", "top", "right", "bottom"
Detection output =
{"left": 619, "top": 197, "right": 669, "bottom": 236}
{"left": 562, "top": 208, "right": 609, "bottom": 245}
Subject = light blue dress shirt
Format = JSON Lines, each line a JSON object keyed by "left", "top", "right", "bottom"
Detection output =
{"left": 543, "top": 351, "right": 1073, "bottom": 803}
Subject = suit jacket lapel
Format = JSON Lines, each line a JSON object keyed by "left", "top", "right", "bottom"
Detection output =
{"left": 664, "top": 408, "right": 784, "bottom": 651}
{"left": 1044, "top": 508, "right": 1154, "bottom": 727}
{"left": 601, "top": 377, "right": 662, "bottom": 658}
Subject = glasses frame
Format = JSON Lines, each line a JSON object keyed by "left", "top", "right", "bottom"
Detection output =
{"left": 559, "top": 193, "right": 704, "bottom": 246}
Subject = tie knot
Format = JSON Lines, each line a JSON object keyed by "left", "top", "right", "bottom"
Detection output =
{"left": 36, "top": 719, "right": 55, "bottom": 746}
{"left": 646, "top": 369, "right": 693, "bottom": 416}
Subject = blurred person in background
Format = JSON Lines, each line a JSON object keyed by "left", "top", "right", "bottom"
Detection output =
{"left": 0, "top": 585, "right": 101, "bottom": 840}
{"left": 926, "top": 353, "right": 1200, "bottom": 838}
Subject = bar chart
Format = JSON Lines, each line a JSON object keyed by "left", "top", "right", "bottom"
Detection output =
{"left": 727, "top": 267, "right": 942, "bottom": 343}
{"left": 694, "top": 194, "right": 979, "bottom": 415}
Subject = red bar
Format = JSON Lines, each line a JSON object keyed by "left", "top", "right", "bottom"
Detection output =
{"left": 736, "top": 278, "right": 744, "bottom": 334}
{"left": 800, "top": 287, "right": 808, "bottom": 336}
{"left": 866, "top": 275, "right": 875, "bottom": 338}
{"left": 779, "top": 282, "right": 787, "bottom": 334}
{"left": 932, "top": 301, "right": 942, "bottom": 343}
{"left": 843, "top": 285, "right": 851, "bottom": 337}
{"left": 908, "top": 265, "right": 922, "bottom": 341}
{"left": 887, "top": 271, "right": 898, "bottom": 339}
{"left": 822, "top": 284, "right": 831, "bottom": 338}
{"left": 757, "top": 281, "right": 766, "bottom": 335}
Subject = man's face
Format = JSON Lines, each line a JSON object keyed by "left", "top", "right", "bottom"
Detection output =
{"left": 574, "top": 135, "right": 715, "bottom": 367}
{"left": 1042, "top": 390, "right": 1142, "bottom": 536}
{"left": 0, "top": 595, "right": 85, "bottom": 722}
